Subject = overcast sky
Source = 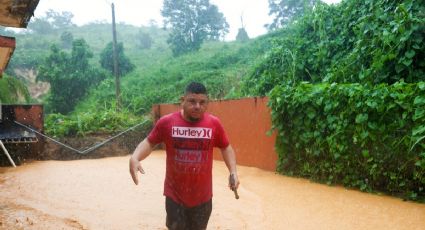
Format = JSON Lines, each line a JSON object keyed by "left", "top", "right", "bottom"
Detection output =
{"left": 34, "top": 0, "right": 341, "bottom": 41}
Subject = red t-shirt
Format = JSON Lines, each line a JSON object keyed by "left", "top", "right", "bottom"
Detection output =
{"left": 147, "top": 111, "right": 229, "bottom": 207}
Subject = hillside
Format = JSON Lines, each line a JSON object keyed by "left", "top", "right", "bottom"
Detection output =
{"left": 5, "top": 20, "right": 273, "bottom": 110}
{"left": 4, "top": 23, "right": 171, "bottom": 101}
{"left": 2, "top": 17, "right": 273, "bottom": 136}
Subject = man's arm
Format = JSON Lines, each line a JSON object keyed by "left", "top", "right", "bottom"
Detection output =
{"left": 220, "top": 144, "right": 240, "bottom": 190}
{"left": 129, "top": 138, "right": 155, "bottom": 185}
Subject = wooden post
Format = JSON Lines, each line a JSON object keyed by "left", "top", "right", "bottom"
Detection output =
{"left": 0, "top": 140, "right": 16, "bottom": 167}
{"left": 111, "top": 3, "right": 121, "bottom": 111}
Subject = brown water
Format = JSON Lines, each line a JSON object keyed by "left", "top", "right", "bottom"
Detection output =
{"left": 0, "top": 150, "right": 424, "bottom": 230}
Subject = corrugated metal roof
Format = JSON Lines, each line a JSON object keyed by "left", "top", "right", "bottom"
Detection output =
{"left": 0, "top": 35, "right": 15, "bottom": 76}
{"left": 0, "top": 0, "right": 40, "bottom": 28}
{"left": 0, "top": 0, "right": 39, "bottom": 77}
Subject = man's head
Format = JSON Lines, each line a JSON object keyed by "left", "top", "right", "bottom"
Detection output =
{"left": 185, "top": 82, "right": 208, "bottom": 95}
{"left": 181, "top": 82, "right": 209, "bottom": 122}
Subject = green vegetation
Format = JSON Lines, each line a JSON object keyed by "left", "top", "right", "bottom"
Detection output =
{"left": 267, "top": 0, "right": 319, "bottom": 30}
{"left": 99, "top": 41, "right": 135, "bottom": 76}
{"left": 37, "top": 39, "right": 107, "bottom": 114}
{"left": 44, "top": 108, "right": 151, "bottom": 138}
{"left": 258, "top": 0, "right": 425, "bottom": 201}
{"left": 269, "top": 82, "right": 425, "bottom": 200}
{"left": 75, "top": 38, "right": 271, "bottom": 115}
{"left": 161, "top": 0, "right": 229, "bottom": 56}
{"left": 244, "top": 0, "right": 425, "bottom": 94}
{"left": 236, "top": 28, "right": 249, "bottom": 42}
{"left": 0, "top": 75, "right": 31, "bottom": 103}
{"left": 2, "top": 0, "right": 424, "bottom": 201}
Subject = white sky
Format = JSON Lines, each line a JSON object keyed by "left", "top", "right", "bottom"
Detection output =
{"left": 34, "top": 0, "right": 341, "bottom": 41}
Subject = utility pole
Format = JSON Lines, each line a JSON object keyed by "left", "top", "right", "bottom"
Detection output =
{"left": 111, "top": 3, "right": 121, "bottom": 111}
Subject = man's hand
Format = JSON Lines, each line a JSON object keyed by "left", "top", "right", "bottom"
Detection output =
{"left": 129, "top": 138, "right": 153, "bottom": 185}
{"left": 129, "top": 157, "right": 145, "bottom": 185}
{"left": 229, "top": 173, "right": 240, "bottom": 199}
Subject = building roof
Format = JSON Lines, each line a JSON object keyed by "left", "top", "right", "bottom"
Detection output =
{"left": 0, "top": 0, "right": 40, "bottom": 77}
{"left": 0, "top": 0, "right": 40, "bottom": 28}
{"left": 0, "top": 35, "right": 15, "bottom": 76}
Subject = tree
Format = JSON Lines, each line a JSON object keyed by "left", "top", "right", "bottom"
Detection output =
{"left": 137, "top": 30, "right": 153, "bottom": 49}
{"left": 28, "top": 9, "right": 74, "bottom": 34}
{"left": 45, "top": 9, "right": 75, "bottom": 29}
{"left": 99, "top": 42, "right": 135, "bottom": 76}
{"left": 28, "top": 17, "right": 53, "bottom": 34}
{"left": 60, "top": 31, "right": 74, "bottom": 49}
{"left": 161, "top": 0, "right": 229, "bottom": 56}
{"left": 236, "top": 28, "right": 249, "bottom": 42}
{"left": 236, "top": 15, "right": 249, "bottom": 42}
{"left": 267, "top": 0, "right": 319, "bottom": 30}
{"left": 37, "top": 39, "right": 106, "bottom": 114}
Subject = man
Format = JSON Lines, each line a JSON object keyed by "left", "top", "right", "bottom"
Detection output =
{"left": 129, "top": 82, "right": 239, "bottom": 230}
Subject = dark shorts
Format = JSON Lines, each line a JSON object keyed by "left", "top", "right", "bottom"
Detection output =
{"left": 165, "top": 197, "right": 212, "bottom": 230}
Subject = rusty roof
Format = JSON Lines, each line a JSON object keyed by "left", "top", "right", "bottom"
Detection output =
{"left": 0, "top": 0, "right": 40, "bottom": 28}
{"left": 0, "top": 35, "right": 15, "bottom": 76}
{"left": 0, "top": 0, "right": 39, "bottom": 77}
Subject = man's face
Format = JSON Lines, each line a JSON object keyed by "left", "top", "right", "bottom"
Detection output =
{"left": 181, "top": 93, "right": 209, "bottom": 122}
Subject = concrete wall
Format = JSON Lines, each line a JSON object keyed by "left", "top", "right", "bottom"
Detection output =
{"left": 152, "top": 97, "right": 277, "bottom": 171}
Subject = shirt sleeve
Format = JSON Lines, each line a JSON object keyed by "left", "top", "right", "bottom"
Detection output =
{"left": 214, "top": 118, "right": 230, "bottom": 149}
{"left": 147, "top": 118, "right": 165, "bottom": 145}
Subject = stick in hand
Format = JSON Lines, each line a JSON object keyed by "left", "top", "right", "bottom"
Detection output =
{"left": 229, "top": 174, "right": 239, "bottom": 199}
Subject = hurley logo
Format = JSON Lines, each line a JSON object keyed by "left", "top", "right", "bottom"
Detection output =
{"left": 172, "top": 126, "right": 212, "bottom": 139}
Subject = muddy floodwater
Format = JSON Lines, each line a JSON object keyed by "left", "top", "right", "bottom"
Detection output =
{"left": 1, "top": 150, "right": 424, "bottom": 230}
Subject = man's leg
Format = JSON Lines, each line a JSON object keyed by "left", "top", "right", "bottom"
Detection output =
{"left": 186, "top": 199, "right": 212, "bottom": 230}
{"left": 165, "top": 197, "right": 186, "bottom": 230}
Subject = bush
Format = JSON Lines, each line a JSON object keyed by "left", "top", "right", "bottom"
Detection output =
{"left": 269, "top": 81, "right": 425, "bottom": 201}
{"left": 243, "top": 0, "right": 425, "bottom": 95}
{"left": 44, "top": 108, "right": 152, "bottom": 138}
{"left": 0, "top": 75, "right": 31, "bottom": 103}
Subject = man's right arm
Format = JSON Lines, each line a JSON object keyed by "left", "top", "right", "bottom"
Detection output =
{"left": 129, "top": 138, "right": 156, "bottom": 185}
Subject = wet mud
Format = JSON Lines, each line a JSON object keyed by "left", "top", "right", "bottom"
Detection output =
{"left": 0, "top": 151, "right": 425, "bottom": 229}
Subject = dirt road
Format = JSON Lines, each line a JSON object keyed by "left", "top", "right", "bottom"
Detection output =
{"left": 1, "top": 150, "right": 424, "bottom": 229}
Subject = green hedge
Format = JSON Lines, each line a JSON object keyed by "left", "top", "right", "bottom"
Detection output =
{"left": 44, "top": 109, "right": 152, "bottom": 138}
{"left": 269, "top": 81, "right": 425, "bottom": 201}
{"left": 243, "top": 0, "right": 425, "bottom": 96}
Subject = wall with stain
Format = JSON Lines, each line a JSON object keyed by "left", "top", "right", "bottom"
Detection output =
{"left": 152, "top": 97, "right": 277, "bottom": 171}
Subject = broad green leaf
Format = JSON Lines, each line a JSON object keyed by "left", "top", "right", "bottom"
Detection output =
{"left": 414, "top": 96, "right": 425, "bottom": 105}
{"left": 306, "top": 107, "right": 316, "bottom": 119}
{"left": 366, "top": 100, "right": 378, "bottom": 109}
{"left": 402, "top": 58, "right": 413, "bottom": 67}
{"left": 405, "top": 50, "right": 415, "bottom": 59}
{"left": 360, "top": 131, "right": 369, "bottom": 140}
{"left": 362, "top": 150, "right": 370, "bottom": 158}
{"left": 413, "top": 125, "right": 425, "bottom": 136}
{"left": 355, "top": 113, "right": 368, "bottom": 124}
{"left": 276, "top": 96, "right": 282, "bottom": 103}
{"left": 367, "top": 122, "right": 378, "bottom": 130}
{"left": 419, "top": 82, "right": 425, "bottom": 90}
{"left": 414, "top": 108, "right": 425, "bottom": 120}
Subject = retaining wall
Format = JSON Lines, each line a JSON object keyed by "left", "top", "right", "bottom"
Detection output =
{"left": 152, "top": 97, "right": 277, "bottom": 171}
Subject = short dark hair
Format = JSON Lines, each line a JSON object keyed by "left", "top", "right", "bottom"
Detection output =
{"left": 185, "top": 82, "right": 207, "bottom": 95}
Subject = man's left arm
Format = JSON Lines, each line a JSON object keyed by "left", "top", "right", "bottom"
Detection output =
{"left": 220, "top": 144, "right": 240, "bottom": 190}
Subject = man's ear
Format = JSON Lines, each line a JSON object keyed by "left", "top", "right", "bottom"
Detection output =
{"left": 180, "top": 96, "right": 185, "bottom": 104}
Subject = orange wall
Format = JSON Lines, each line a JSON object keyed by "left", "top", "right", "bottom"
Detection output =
{"left": 152, "top": 97, "right": 277, "bottom": 171}
{"left": 13, "top": 105, "right": 44, "bottom": 131}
